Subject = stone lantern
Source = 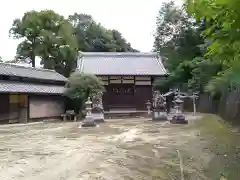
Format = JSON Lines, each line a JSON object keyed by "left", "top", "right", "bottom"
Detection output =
{"left": 146, "top": 100, "right": 152, "bottom": 115}
{"left": 175, "top": 97, "right": 184, "bottom": 113}
{"left": 170, "top": 95, "right": 188, "bottom": 124}
{"left": 80, "top": 97, "right": 96, "bottom": 127}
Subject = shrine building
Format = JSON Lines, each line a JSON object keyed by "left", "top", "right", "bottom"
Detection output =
{"left": 0, "top": 63, "right": 67, "bottom": 124}
{"left": 77, "top": 52, "right": 167, "bottom": 111}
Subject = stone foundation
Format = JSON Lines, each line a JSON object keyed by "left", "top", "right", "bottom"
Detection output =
{"left": 92, "top": 113, "right": 104, "bottom": 123}
{"left": 170, "top": 114, "right": 188, "bottom": 124}
{"left": 152, "top": 111, "right": 168, "bottom": 121}
{"left": 80, "top": 116, "right": 96, "bottom": 127}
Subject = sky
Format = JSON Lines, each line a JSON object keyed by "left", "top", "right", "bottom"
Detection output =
{"left": 0, "top": 0, "right": 182, "bottom": 64}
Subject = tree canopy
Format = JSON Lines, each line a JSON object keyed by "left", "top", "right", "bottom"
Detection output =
{"left": 153, "top": 0, "right": 240, "bottom": 97}
{"left": 9, "top": 11, "right": 137, "bottom": 77}
{"left": 185, "top": 0, "right": 240, "bottom": 94}
{"left": 153, "top": 1, "right": 227, "bottom": 95}
{"left": 64, "top": 72, "right": 105, "bottom": 113}
{"left": 153, "top": 1, "right": 206, "bottom": 92}
{"left": 68, "top": 13, "right": 138, "bottom": 52}
{"left": 9, "top": 10, "right": 78, "bottom": 77}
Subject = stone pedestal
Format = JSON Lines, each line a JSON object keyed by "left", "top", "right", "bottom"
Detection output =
{"left": 81, "top": 116, "right": 96, "bottom": 127}
{"left": 170, "top": 113, "right": 188, "bottom": 124}
{"left": 152, "top": 110, "right": 168, "bottom": 121}
{"left": 92, "top": 107, "right": 104, "bottom": 123}
{"left": 92, "top": 113, "right": 104, "bottom": 123}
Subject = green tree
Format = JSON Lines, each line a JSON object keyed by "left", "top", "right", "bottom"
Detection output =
{"left": 10, "top": 10, "right": 78, "bottom": 77}
{"left": 112, "top": 29, "right": 138, "bottom": 52}
{"left": 37, "top": 14, "right": 78, "bottom": 77}
{"left": 188, "top": 57, "right": 222, "bottom": 91}
{"left": 64, "top": 73, "right": 105, "bottom": 114}
{"left": 153, "top": 1, "right": 224, "bottom": 94}
{"left": 68, "top": 13, "right": 95, "bottom": 52}
{"left": 68, "top": 13, "right": 138, "bottom": 52}
{"left": 10, "top": 10, "right": 41, "bottom": 67}
{"left": 153, "top": 1, "right": 205, "bottom": 91}
{"left": 10, "top": 11, "right": 138, "bottom": 76}
{"left": 186, "top": 0, "right": 240, "bottom": 94}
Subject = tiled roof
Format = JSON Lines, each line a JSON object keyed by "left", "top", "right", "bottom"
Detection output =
{"left": 77, "top": 52, "right": 166, "bottom": 76}
{"left": 0, "top": 81, "right": 65, "bottom": 94}
{"left": 0, "top": 63, "right": 67, "bottom": 82}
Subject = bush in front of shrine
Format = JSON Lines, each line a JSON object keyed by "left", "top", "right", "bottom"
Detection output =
{"left": 64, "top": 72, "right": 105, "bottom": 116}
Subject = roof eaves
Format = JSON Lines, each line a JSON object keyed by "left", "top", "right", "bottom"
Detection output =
{"left": 93, "top": 73, "right": 166, "bottom": 76}
{"left": 76, "top": 53, "right": 84, "bottom": 73}
{"left": 80, "top": 56, "right": 84, "bottom": 73}
{"left": 156, "top": 58, "right": 167, "bottom": 75}
{"left": 0, "top": 62, "right": 56, "bottom": 73}
{"left": 0, "top": 63, "right": 67, "bottom": 82}
{"left": 0, "top": 81, "right": 65, "bottom": 94}
{"left": 81, "top": 52, "right": 158, "bottom": 57}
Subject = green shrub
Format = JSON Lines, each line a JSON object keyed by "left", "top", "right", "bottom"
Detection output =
{"left": 64, "top": 72, "right": 105, "bottom": 115}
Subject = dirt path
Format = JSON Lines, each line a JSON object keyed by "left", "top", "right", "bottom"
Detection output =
{"left": 0, "top": 116, "right": 214, "bottom": 180}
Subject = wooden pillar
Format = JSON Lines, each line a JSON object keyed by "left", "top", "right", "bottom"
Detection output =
{"left": 19, "top": 94, "right": 28, "bottom": 123}
{"left": 103, "top": 85, "right": 109, "bottom": 111}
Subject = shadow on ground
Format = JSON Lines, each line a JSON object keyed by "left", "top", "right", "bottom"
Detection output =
{"left": 0, "top": 115, "right": 239, "bottom": 180}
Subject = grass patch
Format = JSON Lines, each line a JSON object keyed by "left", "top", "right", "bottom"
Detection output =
{"left": 195, "top": 114, "right": 240, "bottom": 180}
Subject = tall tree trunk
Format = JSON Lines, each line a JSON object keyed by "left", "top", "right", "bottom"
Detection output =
{"left": 31, "top": 54, "right": 35, "bottom": 67}
{"left": 31, "top": 39, "right": 36, "bottom": 68}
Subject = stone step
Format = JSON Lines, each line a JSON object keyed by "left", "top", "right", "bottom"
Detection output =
{"left": 104, "top": 111, "right": 149, "bottom": 119}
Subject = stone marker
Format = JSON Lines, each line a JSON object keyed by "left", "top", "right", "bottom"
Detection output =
{"left": 152, "top": 91, "right": 168, "bottom": 121}
{"left": 92, "top": 92, "right": 104, "bottom": 123}
{"left": 146, "top": 100, "right": 152, "bottom": 116}
{"left": 81, "top": 97, "right": 96, "bottom": 127}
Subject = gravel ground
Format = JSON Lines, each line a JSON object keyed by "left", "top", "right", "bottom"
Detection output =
{"left": 0, "top": 116, "right": 211, "bottom": 180}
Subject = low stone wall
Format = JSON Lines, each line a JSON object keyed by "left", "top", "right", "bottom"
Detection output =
{"left": 193, "top": 92, "right": 240, "bottom": 124}
{"left": 218, "top": 92, "right": 240, "bottom": 123}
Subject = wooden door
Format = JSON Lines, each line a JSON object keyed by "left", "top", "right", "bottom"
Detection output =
{"left": 108, "top": 84, "right": 135, "bottom": 108}
{"left": 135, "top": 85, "right": 153, "bottom": 110}
{"left": 120, "top": 84, "right": 135, "bottom": 107}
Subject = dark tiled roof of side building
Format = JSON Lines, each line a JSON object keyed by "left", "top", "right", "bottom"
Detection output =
{"left": 77, "top": 52, "right": 167, "bottom": 76}
{"left": 0, "top": 63, "right": 67, "bottom": 82}
{"left": 0, "top": 81, "right": 65, "bottom": 94}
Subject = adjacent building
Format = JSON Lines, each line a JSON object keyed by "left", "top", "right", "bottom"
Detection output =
{"left": 0, "top": 52, "right": 166, "bottom": 123}
{"left": 77, "top": 52, "right": 167, "bottom": 111}
{"left": 0, "top": 63, "right": 67, "bottom": 124}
